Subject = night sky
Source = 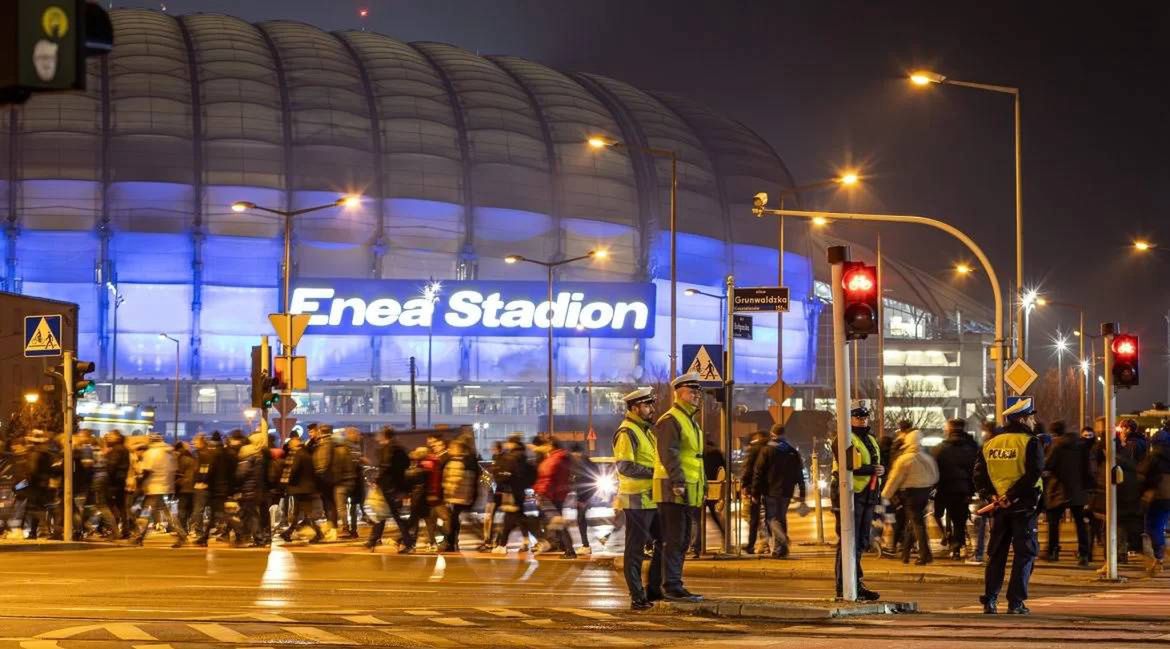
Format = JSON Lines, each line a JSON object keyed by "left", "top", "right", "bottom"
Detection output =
{"left": 112, "top": 0, "right": 1170, "bottom": 411}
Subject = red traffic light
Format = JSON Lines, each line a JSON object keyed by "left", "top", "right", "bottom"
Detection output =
{"left": 843, "top": 266, "right": 876, "bottom": 295}
{"left": 1112, "top": 335, "right": 1138, "bottom": 358}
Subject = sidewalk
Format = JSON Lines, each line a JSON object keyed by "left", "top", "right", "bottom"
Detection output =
{"left": 613, "top": 546, "right": 1154, "bottom": 587}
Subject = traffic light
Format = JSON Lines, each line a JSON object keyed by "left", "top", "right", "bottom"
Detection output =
{"left": 72, "top": 359, "right": 95, "bottom": 397}
{"left": 1111, "top": 333, "right": 1139, "bottom": 388}
{"left": 260, "top": 371, "right": 282, "bottom": 409}
{"left": 0, "top": 0, "right": 114, "bottom": 104}
{"left": 841, "top": 261, "right": 879, "bottom": 340}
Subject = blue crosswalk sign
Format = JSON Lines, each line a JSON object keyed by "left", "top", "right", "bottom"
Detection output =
{"left": 24, "top": 315, "right": 62, "bottom": 357}
{"left": 681, "top": 344, "right": 724, "bottom": 387}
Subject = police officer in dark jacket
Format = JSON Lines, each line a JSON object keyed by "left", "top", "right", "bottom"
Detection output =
{"left": 974, "top": 397, "right": 1044, "bottom": 615}
{"left": 752, "top": 424, "right": 806, "bottom": 558}
{"left": 739, "top": 431, "right": 767, "bottom": 553}
{"left": 1042, "top": 421, "right": 1091, "bottom": 565}
{"left": 933, "top": 418, "right": 979, "bottom": 559}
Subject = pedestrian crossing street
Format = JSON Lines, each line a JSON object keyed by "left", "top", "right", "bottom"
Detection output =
{"left": 2, "top": 606, "right": 755, "bottom": 648}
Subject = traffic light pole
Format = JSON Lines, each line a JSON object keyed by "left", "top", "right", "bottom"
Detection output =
{"left": 1100, "top": 324, "right": 1119, "bottom": 582}
{"left": 828, "top": 247, "right": 857, "bottom": 601}
{"left": 260, "top": 336, "right": 271, "bottom": 436}
{"left": 723, "top": 274, "right": 735, "bottom": 555}
{"left": 753, "top": 206, "right": 1006, "bottom": 426}
{"left": 63, "top": 350, "right": 75, "bottom": 543}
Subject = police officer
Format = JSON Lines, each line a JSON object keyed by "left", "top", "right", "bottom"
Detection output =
{"left": 653, "top": 372, "right": 706, "bottom": 603}
{"left": 831, "top": 406, "right": 883, "bottom": 601}
{"left": 613, "top": 387, "right": 663, "bottom": 610}
{"left": 974, "top": 397, "right": 1043, "bottom": 615}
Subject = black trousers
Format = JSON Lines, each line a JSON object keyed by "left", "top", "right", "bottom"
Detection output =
{"left": 984, "top": 508, "right": 1038, "bottom": 606}
{"left": 935, "top": 492, "right": 971, "bottom": 552}
{"left": 746, "top": 497, "right": 763, "bottom": 549}
{"left": 1045, "top": 503, "right": 1089, "bottom": 559}
{"left": 834, "top": 495, "right": 875, "bottom": 597}
{"left": 658, "top": 502, "right": 694, "bottom": 593}
{"left": 900, "top": 487, "right": 932, "bottom": 562}
{"left": 622, "top": 508, "right": 663, "bottom": 601}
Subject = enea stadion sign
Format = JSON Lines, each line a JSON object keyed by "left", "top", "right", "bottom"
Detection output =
{"left": 290, "top": 279, "right": 656, "bottom": 338}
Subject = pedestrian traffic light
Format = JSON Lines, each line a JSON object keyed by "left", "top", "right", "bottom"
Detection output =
{"left": 1111, "top": 333, "right": 1139, "bottom": 388}
{"left": 72, "top": 359, "right": 95, "bottom": 397}
{"left": 841, "top": 261, "right": 879, "bottom": 340}
{"left": 0, "top": 0, "right": 114, "bottom": 104}
{"left": 260, "top": 372, "right": 280, "bottom": 409}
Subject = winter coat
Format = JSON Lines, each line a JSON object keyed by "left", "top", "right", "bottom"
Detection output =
{"left": 377, "top": 442, "right": 410, "bottom": 494}
{"left": 105, "top": 443, "right": 129, "bottom": 496}
{"left": 331, "top": 439, "right": 358, "bottom": 486}
{"left": 534, "top": 448, "right": 573, "bottom": 503}
{"left": 933, "top": 431, "right": 979, "bottom": 498}
{"left": 1094, "top": 437, "right": 1143, "bottom": 516}
{"left": 752, "top": 438, "right": 806, "bottom": 501}
{"left": 175, "top": 450, "right": 198, "bottom": 494}
{"left": 1139, "top": 435, "right": 1170, "bottom": 505}
{"left": 285, "top": 447, "right": 318, "bottom": 496}
{"left": 235, "top": 445, "right": 266, "bottom": 502}
{"left": 207, "top": 445, "right": 234, "bottom": 497}
{"left": 140, "top": 442, "right": 177, "bottom": 496}
{"left": 442, "top": 453, "right": 478, "bottom": 506}
{"left": 740, "top": 437, "right": 766, "bottom": 494}
{"left": 882, "top": 431, "right": 939, "bottom": 499}
{"left": 492, "top": 447, "right": 533, "bottom": 504}
{"left": 310, "top": 435, "right": 334, "bottom": 486}
{"left": 1043, "top": 432, "right": 1091, "bottom": 508}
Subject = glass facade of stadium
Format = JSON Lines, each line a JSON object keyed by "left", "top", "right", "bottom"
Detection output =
{"left": 1, "top": 10, "right": 991, "bottom": 442}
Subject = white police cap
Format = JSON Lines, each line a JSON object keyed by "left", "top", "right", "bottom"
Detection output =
{"left": 622, "top": 387, "right": 655, "bottom": 406}
{"left": 671, "top": 372, "right": 704, "bottom": 390}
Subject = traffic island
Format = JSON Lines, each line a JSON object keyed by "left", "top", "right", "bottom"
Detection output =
{"left": 659, "top": 597, "right": 917, "bottom": 621}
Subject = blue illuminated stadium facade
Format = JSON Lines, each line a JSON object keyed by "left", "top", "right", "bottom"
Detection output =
{"left": 4, "top": 10, "right": 989, "bottom": 437}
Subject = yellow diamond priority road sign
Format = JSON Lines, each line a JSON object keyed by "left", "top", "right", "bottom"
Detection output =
{"left": 1005, "top": 358, "right": 1038, "bottom": 395}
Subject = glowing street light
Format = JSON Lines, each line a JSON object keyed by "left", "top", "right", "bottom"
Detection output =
{"left": 838, "top": 172, "right": 860, "bottom": 186}
{"left": 811, "top": 216, "right": 830, "bottom": 226}
{"left": 24, "top": 392, "right": 39, "bottom": 404}
{"left": 954, "top": 263, "right": 973, "bottom": 275}
{"left": 909, "top": 70, "right": 946, "bottom": 86}
{"left": 1134, "top": 240, "right": 1154, "bottom": 252}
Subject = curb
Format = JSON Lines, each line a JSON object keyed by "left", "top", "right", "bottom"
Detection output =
{"left": 661, "top": 597, "right": 917, "bottom": 620}
{"left": 612, "top": 556, "right": 1131, "bottom": 587}
{"left": 0, "top": 542, "right": 116, "bottom": 552}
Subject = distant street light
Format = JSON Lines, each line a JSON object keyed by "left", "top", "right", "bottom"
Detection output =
{"left": 588, "top": 136, "right": 678, "bottom": 378}
{"left": 159, "top": 333, "right": 180, "bottom": 442}
{"left": 910, "top": 69, "right": 1024, "bottom": 360}
{"left": 24, "top": 392, "right": 39, "bottom": 404}
{"left": 954, "top": 263, "right": 973, "bottom": 275}
{"left": 1134, "top": 240, "right": 1154, "bottom": 252}
{"left": 685, "top": 287, "right": 728, "bottom": 342}
{"left": 503, "top": 250, "right": 607, "bottom": 435}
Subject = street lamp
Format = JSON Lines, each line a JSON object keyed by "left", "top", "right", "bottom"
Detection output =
{"left": 24, "top": 392, "right": 39, "bottom": 404}
{"left": 1134, "top": 240, "right": 1155, "bottom": 252}
{"left": 685, "top": 287, "right": 728, "bottom": 342}
{"left": 503, "top": 250, "right": 607, "bottom": 435}
{"left": 1020, "top": 289, "right": 1041, "bottom": 361}
{"left": 1037, "top": 299, "right": 1088, "bottom": 427}
{"left": 910, "top": 70, "right": 1024, "bottom": 362}
{"left": 588, "top": 136, "right": 679, "bottom": 378}
{"left": 106, "top": 282, "right": 124, "bottom": 400}
{"left": 159, "top": 333, "right": 180, "bottom": 442}
{"left": 1052, "top": 332, "right": 1070, "bottom": 402}
{"left": 421, "top": 279, "right": 443, "bottom": 427}
{"left": 954, "top": 262, "right": 973, "bottom": 275}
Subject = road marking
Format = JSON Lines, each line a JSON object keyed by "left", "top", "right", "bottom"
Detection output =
{"left": 107, "top": 624, "right": 156, "bottom": 641}
{"left": 430, "top": 616, "right": 478, "bottom": 627}
{"left": 622, "top": 620, "right": 665, "bottom": 628}
{"left": 476, "top": 607, "right": 530, "bottom": 618}
{"left": 189, "top": 623, "right": 248, "bottom": 642}
{"left": 21, "top": 642, "right": 64, "bottom": 649}
{"left": 282, "top": 626, "right": 350, "bottom": 644}
{"left": 132, "top": 644, "right": 174, "bottom": 649}
{"left": 552, "top": 607, "right": 617, "bottom": 620}
{"left": 37, "top": 625, "right": 105, "bottom": 640}
{"left": 342, "top": 615, "right": 390, "bottom": 625}
{"left": 480, "top": 631, "right": 556, "bottom": 648}
{"left": 381, "top": 629, "right": 464, "bottom": 647}
{"left": 247, "top": 613, "right": 294, "bottom": 623}
{"left": 404, "top": 609, "right": 443, "bottom": 616}
{"left": 523, "top": 619, "right": 555, "bottom": 627}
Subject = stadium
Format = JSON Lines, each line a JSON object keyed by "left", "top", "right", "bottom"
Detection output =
{"left": 1, "top": 9, "right": 991, "bottom": 439}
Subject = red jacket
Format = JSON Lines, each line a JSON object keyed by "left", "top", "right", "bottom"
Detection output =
{"left": 534, "top": 448, "right": 572, "bottom": 502}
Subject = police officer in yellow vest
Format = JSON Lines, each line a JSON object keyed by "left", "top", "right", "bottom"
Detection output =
{"left": 653, "top": 372, "right": 706, "bottom": 603}
{"left": 830, "top": 406, "right": 883, "bottom": 601}
{"left": 613, "top": 387, "right": 663, "bottom": 610}
{"left": 974, "top": 397, "right": 1043, "bottom": 615}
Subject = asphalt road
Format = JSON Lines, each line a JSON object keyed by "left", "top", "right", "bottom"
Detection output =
{"left": 2, "top": 545, "right": 1168, "bottom": 648}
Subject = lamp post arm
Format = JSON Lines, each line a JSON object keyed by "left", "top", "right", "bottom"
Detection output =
{"left": 943, "top": 79, "right": 1019, "bottom": 95}
{"left": 759, "top": 207, "right": 1006, "bottom": 425}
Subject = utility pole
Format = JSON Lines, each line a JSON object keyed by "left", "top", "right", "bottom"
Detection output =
{"left": 1101, "top": 323, "right": 1119, "bottom": 582}
{"left": 63, "top": 351, "right": 75, "bottom": 543}
{"left": 409, "top": 356, "right": 418, "bottom": 430}
{"left": 828, "top": 246, "right": 857, "bottom": 601}
{"left": 722, "top": 274, "right": 735, "bottom": 555}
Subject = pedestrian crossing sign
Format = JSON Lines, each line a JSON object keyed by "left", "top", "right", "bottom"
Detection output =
{"left": 24, "top": 314, "right": 62, "bottom": 357}
{"left": 681, "top": 344, "right": 724, "bottom": 387}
